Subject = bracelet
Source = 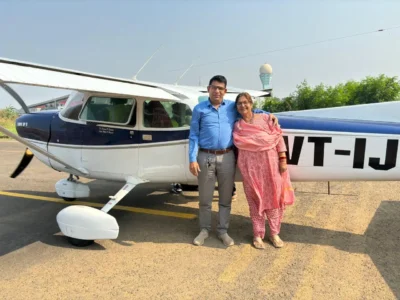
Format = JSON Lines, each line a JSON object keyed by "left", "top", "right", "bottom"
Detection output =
{"left": 279, "top": 157, "right": 287, "bottom": 160}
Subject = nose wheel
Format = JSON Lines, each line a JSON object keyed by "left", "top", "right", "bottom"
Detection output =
{"left": 62, "top": 197, "right": 76, "bottom": 201}
{"left": 56, "top": 175, "right": 90, "bottom": 202}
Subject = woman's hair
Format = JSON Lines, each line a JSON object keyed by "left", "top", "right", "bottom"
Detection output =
{"left": 235, "top": 92, "right": 253, "bottom": 106}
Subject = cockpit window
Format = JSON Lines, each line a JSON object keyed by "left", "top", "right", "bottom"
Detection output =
{"left": 60, "top": 92, "right": 85, "bottom": 120}
{"left": 143, "top": 100, "right": 191, "bottom": 128}
{"left": 80, "top": 96, "right": 136, "bottom": 126}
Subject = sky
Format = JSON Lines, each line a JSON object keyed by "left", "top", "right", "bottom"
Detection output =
{"left": 1, "top": 0, "right": 400, "bottom": 109}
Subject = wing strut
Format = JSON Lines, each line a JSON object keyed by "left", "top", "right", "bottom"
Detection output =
{"left": 0, "top": 83, "right": 29, "bottom": 113}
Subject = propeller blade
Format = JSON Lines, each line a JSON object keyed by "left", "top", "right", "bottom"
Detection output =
{"left": 10, "top": 148, "right": 34, "bottom": 178}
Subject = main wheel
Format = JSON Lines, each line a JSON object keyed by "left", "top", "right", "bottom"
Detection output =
{"left": 67, "top": 237, "right": 94, "bottom": 247}
{"left": 180, "top": 184, "right": 198, "bottom": 191}
{"left": 62, "top": 197, "right": 76, "bottom": 202}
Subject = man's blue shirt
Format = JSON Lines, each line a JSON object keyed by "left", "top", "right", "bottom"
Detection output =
{"left": 189, "top": 98, "right": 268, "bottom": 162}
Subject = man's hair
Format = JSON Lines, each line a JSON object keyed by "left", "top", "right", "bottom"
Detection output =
{"left": 209, "top": 75, "right": 227, "bottom": 87}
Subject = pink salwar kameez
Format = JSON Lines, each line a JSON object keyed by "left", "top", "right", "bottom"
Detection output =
{"left": 233, "top": 114, "right": 295, "bottom": 239}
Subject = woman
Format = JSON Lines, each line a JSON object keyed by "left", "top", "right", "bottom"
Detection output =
{"left": 233, "top": 93, "right": 295, "bottom": 249}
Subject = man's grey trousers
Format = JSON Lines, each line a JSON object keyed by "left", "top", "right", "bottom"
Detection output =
{"left": 197, "top": 150, "right": 236, "bottom": 235}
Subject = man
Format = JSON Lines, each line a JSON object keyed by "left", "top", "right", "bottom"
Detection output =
{"left": 189, "top": 75, "right": 278, "bottom": 246}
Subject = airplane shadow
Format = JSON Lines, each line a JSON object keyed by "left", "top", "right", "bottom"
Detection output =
{"left": 1, "top": 185, "right": 399, "bottom": 298}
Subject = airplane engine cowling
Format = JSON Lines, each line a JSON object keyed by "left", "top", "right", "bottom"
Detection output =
{"left": 57, "top": 205, "right": 119, "bottom": 240}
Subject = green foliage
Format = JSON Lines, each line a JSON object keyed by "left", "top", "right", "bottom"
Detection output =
{"left": 262, "top": 96, "right": 295, "bottom": 113}
{"left": 0, "top": 105, "right": 19, "bottom": 119}
{"left": 0, "top": 106, "right": 18, "bottom": 138}
{"left": 260, "top": 75, "right": 400, "bottom": 113}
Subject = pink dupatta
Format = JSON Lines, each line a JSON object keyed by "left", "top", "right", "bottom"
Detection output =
{"left": 233, "top": 114, "right": 295, "bottom": 206}
{"left": 233, "top": 114, "right": 282, "bottom": 152}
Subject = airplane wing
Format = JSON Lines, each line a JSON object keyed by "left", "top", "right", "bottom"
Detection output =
{"left": 0, "top": 125, "right": 88, "bottom": 177}
{"left": 0, "top": 57, "right": 180, "bottom": 102}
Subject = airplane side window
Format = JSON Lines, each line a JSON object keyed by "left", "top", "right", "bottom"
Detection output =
{"left": 143, "top": 100, "right": 191, "bottom": 128}
{"left": 80, "top": 96, "right": 136, "bottom": 125}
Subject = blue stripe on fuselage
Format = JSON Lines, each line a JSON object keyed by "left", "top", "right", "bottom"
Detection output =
{"left": 49, "top": 113, "right": 189, "bottom": 146}
{"left": 277, "top": 115, "right": 400, "bottom": 135}
{"left": 16, "top": 112, "right": 400, "bottom": 146}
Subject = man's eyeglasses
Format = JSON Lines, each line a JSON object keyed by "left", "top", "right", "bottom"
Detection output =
{"left": 208, "top": 85, "right": 226, "bottom": 92}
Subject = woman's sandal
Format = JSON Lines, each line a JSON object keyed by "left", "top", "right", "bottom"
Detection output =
{"left": 252, "top": 237, "right": 265, "bottom": 249}
{"left": 269, "top": 235, "right": 284, "bottom": 248}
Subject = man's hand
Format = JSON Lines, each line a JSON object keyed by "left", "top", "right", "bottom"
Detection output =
{"left": 270, "top": 113, "right": 279, "bottom": 126}
{"left": 189, "top": 162, "right": 201, "bottom": 176}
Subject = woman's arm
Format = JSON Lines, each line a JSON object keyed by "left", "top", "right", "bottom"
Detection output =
{"left": 277, "top": 137, "right": 288, "bottom": 173}
{"left": 278, "top": 151, "right": 287, "bottom": 173}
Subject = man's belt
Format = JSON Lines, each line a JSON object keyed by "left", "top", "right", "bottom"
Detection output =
{"left": 199, "top": 147, "right": 232, "bottom": 155}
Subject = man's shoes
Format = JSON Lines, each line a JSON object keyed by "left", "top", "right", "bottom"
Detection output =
{"left": 218, "top": 233, "right": 234, "bottom": 247}
{"left": 193, "top": 229, "right": 209, "bottom": 246}
{"left": 171, "top": 183, "right": 182, "bottom": 194}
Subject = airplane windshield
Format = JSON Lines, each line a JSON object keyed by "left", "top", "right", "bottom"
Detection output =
{"left": 60, "top": 92, "right": 85, "bottom": 120}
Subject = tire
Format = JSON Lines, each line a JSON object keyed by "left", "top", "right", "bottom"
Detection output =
{"left": 180, "top": 184, "right": 198, "bottom": 191}
{"left": 67, "top": 237, "right": 94, "bottom": 247}
{"left": 62, "top": 197, "right": 76, "bottom": 201}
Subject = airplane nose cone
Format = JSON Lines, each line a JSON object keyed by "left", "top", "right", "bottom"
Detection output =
{"left": 15, "top": 111, "right": 54, "bottom": 141}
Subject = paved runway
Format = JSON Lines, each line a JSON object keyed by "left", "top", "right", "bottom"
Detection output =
{"left": 0, "top": 140, "right": 399, "bottom": 299}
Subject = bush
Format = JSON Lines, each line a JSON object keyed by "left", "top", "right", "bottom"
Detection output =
{"left": 0, "top": 106, "right": 18, "bottom": 138}
{"left": 0, "top": 106, "right": 18, "bottom": 119}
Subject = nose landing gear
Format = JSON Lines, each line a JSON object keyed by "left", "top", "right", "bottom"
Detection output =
{"left": 56, "top": 174, "right": 90, "bottom": 202}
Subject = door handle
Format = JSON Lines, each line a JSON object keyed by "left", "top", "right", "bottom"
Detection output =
{"left": 142, "top": 134, "right": 152, "bottom": 141}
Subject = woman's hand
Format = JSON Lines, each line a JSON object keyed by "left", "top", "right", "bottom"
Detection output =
{"left": 279, "top": 158, "right": 287, "bottom": 174}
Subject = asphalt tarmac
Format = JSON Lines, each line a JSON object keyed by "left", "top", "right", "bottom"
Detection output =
{"left": 0, "top": 141, "right": 399, "bottom": 299}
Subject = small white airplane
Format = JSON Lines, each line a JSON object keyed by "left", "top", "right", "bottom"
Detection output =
{"left": 1, "top": 57, "right": 400, "bottom": 247}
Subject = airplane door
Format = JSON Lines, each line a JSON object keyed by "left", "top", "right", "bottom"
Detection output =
{"left": 79, "top": 96, "right": 139, "bottom": 180}
{"left": 137, "top": 99, "right": 190, "bottom": 182}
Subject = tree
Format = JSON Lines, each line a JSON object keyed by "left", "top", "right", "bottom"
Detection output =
{"left": 258, "top": 75, "right": 400, "bottom": 113}
{"left": 349, "top": 75, "right": 400, "bottom": 105}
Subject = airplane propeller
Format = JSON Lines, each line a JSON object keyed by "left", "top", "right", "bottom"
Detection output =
{"left": 10, "top": 148, "right": 34, "bottom": 178}
{"left": 0, "top": 83, "right": 34, "bottom": 178}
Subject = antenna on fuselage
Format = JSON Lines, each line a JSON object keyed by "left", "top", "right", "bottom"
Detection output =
{"left": 132, "top": 44, "right": 164, "bottom": 80}
{"left": 174, "top": 58, "right": 199, "bottom": 85}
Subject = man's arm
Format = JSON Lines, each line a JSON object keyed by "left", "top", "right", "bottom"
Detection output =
{"left": 189, "top": 107, "right": 201, "bottom": 163}
{"left": 253, "top": 108, "right": 268, "bottom": 114}
{"left": 188, "top": 107, "right": 202, "bottom": 176}
{"left": 253, "top": 108, "right": 279, "bottom": 126}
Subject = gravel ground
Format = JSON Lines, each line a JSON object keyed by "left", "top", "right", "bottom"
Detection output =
{"left": 0, "top": 141, "right": 398, "bottom": 299}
